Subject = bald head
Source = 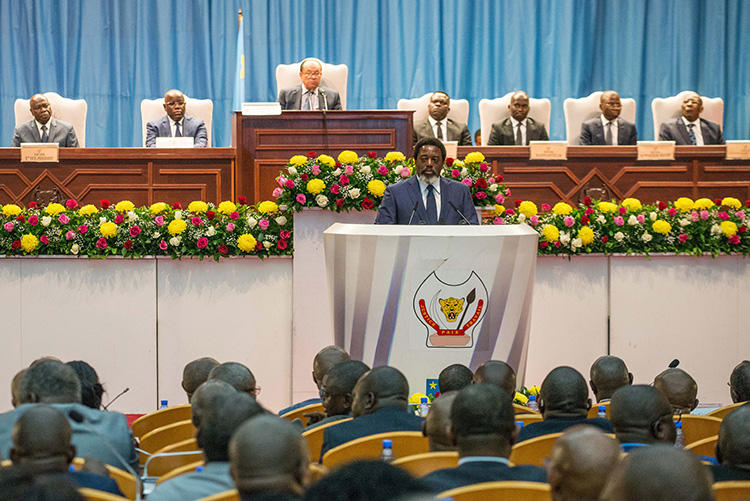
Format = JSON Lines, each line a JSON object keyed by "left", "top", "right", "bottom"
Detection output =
{"left": 590, "top": 356, "right": 632, "bottom": 402}
{"left": 609, "top": 385, "right": 675, "bottom": 445}
{"left": 653, "top": 368, "right": 698, "bottom": 413}
{"left": 717, "top": 403, "right": 750, "bottom": 468}
{"left": 198, "top": 393, "right": 263, "bottom": 462}
{"left": 351, "top": 366, "right": 409, "bottom": 417}
{"left": 10, "top": 405, "right": 75, "bottom": 471}
{"left": 182, "top": 357, "right": 220, "bottom": 402}
{"left": 473, "top": 360, "right": 516, "bottom": 396}
{"left": 423, "top": 392, "right": 457, "bottom": 452}
{"left": 730, "top": 360, "right": 750, "bottom": 403}
{"left": 230, "top": 415, "right": 308, "bottom": 496}
{"left": 547, "top": 426, "right": 621, "bottom": 501}
{"left": 208, "top": 362, "right": 257, "bottom": 397}
{"left": 451, "top": 384, "right": 516, "bottom": 458}
{"left": 19, "top": 359, "right": 81, "bottom": 404}
{"left": 438, "top": 364, "right": 473, "bottom": 394}
{"left": 191, "top": 379, "right": 238, "bottom": 428}
{"left": 539, "top": 366, "right": 590, "bottom": 418}
{"left": 600, "top": 445, "right": 712, "bottom": 501}
{"left": 312, "top": 346, "right": 350, "bottom": 389}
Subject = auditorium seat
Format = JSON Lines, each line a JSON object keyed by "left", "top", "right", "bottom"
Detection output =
{"left": 321, "top": 431, "right": 429, "bottom": 468}
{"left": 392, "top": 451, "right": 459, "bottom": 477}
{"left": 684, "top": 434, "right": 718, "bottom": 459}
{"left": 513, "top": 403, "right": 539, "bottom": 415}
{"left": 678, "top": 414, "right": 722, "bottom": 446}
{"left": 143, "top": 437, "right": 202, "bottom": 477}
{"left": 651, "top": 90, "right": 723, "bottom": 140}
{"left": 713, "top": 481, "right": 750, "bottom": 501}
{"left": 509, "top": 432, "right": 563, "bottom": 466}
{"left": 280, "top": 401, "right": 325, "bottom": 427}
{"left": 707, "top": 402, "right": 745, "bottom": 420}
{"left": 131, "top": 404, "right": 192, "bottom": 441}
{"left": 515, "top": 413, "right": 544, "bottom": 427}
{"left": 138, "top": 420, "right": 197, "bottom": 465}
{"left": 196, "top": 490, "right": 239, "bottom": 501}
{"left": 275, "top": 58, "right": 349, "bottom": 110}
{"left": 14, "top": 92, "right": 88, "bottom": 147}
{"left": 155, "top": 460, "right": 204, "bottom": 485}
{"left": 302, "top": 417, "right": 353, "bottom": 463}
{"left": 563, "top": 91, "right": 636, "bottom": 145}
{"left": 438, "top": 480, "right": 552, "bottom": 501}
{"left": 71, "top": 458, "right": 137, "bottom": 500}
{"left": 397, "top": 93, "right": 470, "bottom": 128}
{"left": 479, "top": 92, "right": 551, "bottom": 146}
{"left": 140, "top": 96, "right": 213, "bottom": 146}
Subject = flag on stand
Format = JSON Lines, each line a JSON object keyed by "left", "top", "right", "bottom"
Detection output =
{"left": 232, "top": 9, "right": 245, "bottom": 111}
{"left": 426, "top": 378, "right": 440, "bottom": 399}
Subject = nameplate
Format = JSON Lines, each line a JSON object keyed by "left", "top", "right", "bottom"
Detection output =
{"left": 442, "top": 140, "right": 458, "bottom": 160}
{"left": 242, "top": 102, "right": 282, "bottom": 116}
{"left": 20, "top": 143, "right": 59, "bottom": 163}
{"left": 529, "top": 141, "right": 567, "bottom": 160}
{"left": 637, "top": 141, "right": 675, "bottom": 161}
{"left": 726, "top": 141, "right": 750, "bottom": 160}
{"left": 155, "top": 137, "right": 195, "bottom": 148}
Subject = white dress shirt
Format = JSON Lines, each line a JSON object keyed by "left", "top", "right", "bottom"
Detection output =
{"left": 418, "top": 177, "right": 442, "bottom": 217}
{"left": 169, "top": 119, "right": 184, "bottom": 137}
{"left": 428, "top": 116, "right": 448, "bottom": 140}
{"left": 36, "top": 120, "right": 50, "bottom": 140}
{"left": 510, "top": 117, "right": 527, "bottom": 145}
{"left": 681, "top": 116, "right": 705, "bottom": 145}
{"left": 600, "top": 115, "right": 619, "bottom": 145}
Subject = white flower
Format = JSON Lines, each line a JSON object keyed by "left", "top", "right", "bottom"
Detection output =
{"left": 263, "top": 240, "right": 273, "bottom": 249}
{"left": 460, "top": 168, "right": 468, "bottom": 176}
{"left": 279, "top": 205, "right": 288, "bottom": 212}
{"left": 315, "top": 195, "right": 329, "bottom": 208}
{"left": 679, "top": 218, "right": 691, "bottom": 227}
{"left": 333, "top": 168, "right": 342, "bottom": 176}
{"left": 517, "top": 214, "right": 527, "bottom": 223}
{"left": 99, "top": 216, "right": 107, "bottom": 224}
{"left": 394, "top": 165, "right": 403, "bottom": 175}
{"left": 641, "top": 232, "right": 653, "bottom": 242}
{"left": 597, "top": 215, "right": 607, "bottom": 224}
{"left": 359, "top": 165, "right": 371, "bottom": 175}
{"left": 348, "top": 188, "right": 361, "bottom": 199}
{"left": 627, "top": 215, "right": 639, "bottom": 226}
{"left": 710, "top": 224, "right": 721, "bottom": 235}
{"left": 152, "top": 232, "right": 160, "bottom": 238}
{"left": 489, "top": 184, "right": 498, "bottom": 192}
{"left": 174, "top": 210, "right": 183, "bottom": 220}
{"left": 287, "top": 166, "right": 298, "bottom": 176}
{"left": 70, "top": 244, "right": 79, "bottom": 255}
{"left": 275, "top": 215, "right": 288, "bottom": 225}
{"left": 206, "top": 226, "right": 216, "bottom": 237}
{"left": 247, "top": 217, "right": 257, "bottom": 228}
{"left": 560, "top": 232, "right": 571, "bottom": 245}
{"left": 614, "top": 231, "right": 625, "bottom": 242}
{"left": 571, "top": 238, "right": 582, "bottom": 249}
{"left": 127, "top": 211, "right": 138, "bottom": 222}
{"left": 169, "top": 236, "right": 182, "bottom": 246}
{"left": 649, "top": 211, "right": 657, "bottom": 221}
{"left": 41, "top": 216, "right": 52, "bottom": 227}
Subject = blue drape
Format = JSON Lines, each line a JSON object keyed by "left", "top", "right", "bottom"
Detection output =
{"left": 1, "top": 0, "right": 748, "bottom": 147}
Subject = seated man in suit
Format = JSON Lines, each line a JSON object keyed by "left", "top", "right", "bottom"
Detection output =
{"left": 589, "top": 355, "right": 632, "bottom": 403}
{"left": 146, "top": 89, "right": 208, "bottom": 147}
{"left": 659, "top": 92, "right": 724, "bottom": 145}
{"left": 12, "top": 94, "right": 79, "bottom": 147}
{"left": 306, "top": 360, "right": 370, "bottom": 430}
{"left": 279, "top": 345, "right": 350, "bottom": 417}
{"left": 487, "top": 91, "right": 548, "bottom": 145}
{"left": 729, "top": 360, "right": 750, "bottom": 403}
{"left": 375, "top": 137, "right": 479, "bottom": 225}
{"left": 473, "top": 360, "right": 516, "bottom": 396}
{"left": 710, "top": 403, "right": 750, "bottom": 482}
{"left": 422, "top": 384, "right": 547, "bottom": 492}
{"left": 608, "top": 385, "right": 676, "bottom": 452}
{"left": 422, "top": 392, "right": 457, "bottom": 452}
{"left": 412, "top": 91, "right": 472, "bottom": 145}
{"left": 438, "top": 364, "right": 473, "bottom": 394}
{"left": 653, "top": 368, "right": 699, "bottom": 415}
{"left": 319, "top": 366, "right": 424, "bottom": 459}
{"left": 278, "top": 58, "right": 342, "bottom": 111}
{"left": 580, "top": 91, "right": 638, "bottom": 145}
{"left": 305, "top": 460, "right": 431, "bottom": 500}
{"left": 182, "top": 357, "right": 220, "bottom": 403}
{"left": 518, "top": 366, "right": 612, "bottom": 442}
{"left": 207, "top": 361, "right": 259, "bottom": 399}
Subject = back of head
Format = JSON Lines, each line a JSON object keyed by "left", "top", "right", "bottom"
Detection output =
{"left": 312, "top": 346, "right": 350, "bottom": 388}
{"left": 10, "top": 405, "right": 74, "bottom": 472}
{"left": 208, "top": 361, "right": 257, "bottom": 396}
{"left": 590, "top": 356, "right": 632, "bottom": 401}
{"left": 652, "top": 368, "right": 698, "bottom": 413}
{"left": 182, "top": 357, "right": 219, "bottom": 401}
{"left": 304, "top": 460, "right": 429, "bottom": 501}
{"left": 0, "top": 468, "right": 84, "bottom": 501}
{"left": 197, "top": 392, "right": 263, "bottom": 462}
{"left": 600, "top": 445, "right": 712, "bottom": 501}
{"left": 325, "top": 360, "right": 370, "bottom": 394}
{"left": 717, "top": 403, "right": 750, "bottom": 468}
{"left": 730, "top": 360, "right": 750, "bottom": 403}
{"left": 230, "top": 414, "right": 308, "bottom": 496}
{"left": 451, "top": 383, "right": 515, "bottom": 456}
{"left": 351, "top": 366, "right": 409, "bottom": 416}
{"left": 20, "top": 360, "right": 81, "bottom": 404}
{"left": 11, "top": 369, "right": 27, "bottom": 408}
{"left": 190, "top": 379, "right": 239, "bottom": 429}
{"left": 65, "top": 361, "right": 103, "bottom": 410}
{"left": 438, "top": 364, "right": 473, "bottom": 393}
{"left": 539, "top": 366, "right": 590, "bottom": 417}
{"left": 423, "top": 391, "right": 457, "bottom": 452}
{"left": 473, "top": 360, "right": 516, "bottom": 396}
{"left": 609, "top": 385, "right": 674, "bottom": 444}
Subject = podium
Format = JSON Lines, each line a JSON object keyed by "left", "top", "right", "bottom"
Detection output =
{"left": 323, "top": 223, "right": 539, "bottom": 393}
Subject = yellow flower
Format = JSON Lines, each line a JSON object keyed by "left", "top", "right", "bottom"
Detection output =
{"left": 307, "top": 179, "right": 326, "bottom": 195}
{"left": 409, "top": 392, "right": 428, "bottom": 404}
{"left": 384, "top": 151, "right": 406, "bottom": 163}
{"left": 674, "top": 197, "right": 695, "bottom": 212}
{"left": 114, "top": 200, "right": 135, "bottom": 212}
{"left": 45, "top": 203, "right": 65, "bottom": 216}
{"left": 337, "top": 150, "right": 359, "bottom": 164}
{"left": 367, "top": 179, "right": 386, "bottom": 197}
{"left": 99, "top": 222, "right": 118, "bottom": 238}
{"left": 621, "top": 198, "right": 642, "bottom": 211}
{"left": 21, "top": 234, "right": 39, "bottom": 253}
{"left": 527, "top": 385, "right": 541, "bottom": 396}
{"left": 542, "top": 225, "right": 560, "bottom": 242}
{"left": 167, "top": 219, "right": 187, "bottom": 235}
{"left": 494, "top": 204, "right": 506, "bottom": 216}
{"left": 552, "top": 202, "right": 573, "bottom": 215}
{"left": 289, "top": 155, "right": 308, "bottom": 166}
{"left": 217, "top": 201, "right": 237, "bottom": 215}
{"left": 257, "top": 201, "right": 279, "bottom": 214}
{"left": 2, "top": 204, "right": 22, "bottom": 217}
{"left": 597, "top": 201, "right": 618, "bottom": 213}
{"left": 452, "top": 159, "right": 465, "bottom": 168}
{"left": 514, "top": 392, "right": 529, "bottom": 404}
{"left": 237, "top": 233, "right": 257, "bottom": 252}
{"left": 693, "top": 198, "right": 714, "bottom": 210}
{"left": 518, "top": 201, "right": 538, "bottom": 218}
{"left": 652, "top": 220, "right": 672, "bottom": 235}
{"left": 317, "top": 154, "right": 335, "bottom": 168}
{"left": 149, "top": 202, "right": 168, "bottom": 214}
{"left": 464, "top": 151, "right": 485, "bottom": 164}
{"left": 578, "top": 226, "right": 595, "bottom": 245}
{"left": 187, "top": 201, "right": 208, "bottom": 213}
{"left": 720, "top": 221, "right": 738, "bottom": 237}
{"left": 722, "top": 197, "right": 742, "bottom": 210}
{"left": 78, "top": 204, "right": 98, "bottom": 216}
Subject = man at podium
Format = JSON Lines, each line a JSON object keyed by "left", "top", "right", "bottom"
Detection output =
{"left": 375, "top": 138, "right": 478, "bottom": 225}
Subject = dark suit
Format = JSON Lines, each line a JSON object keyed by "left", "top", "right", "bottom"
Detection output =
{"left": 518, "top": 416, "right": 612, "bottom": 442}
{"left": 278, "top": 397, "right": 321, "bottom": 417}
{"left": 413, "top": 118, "right": 472, "bottom": 145}
{"left": 710, "top": 464, "right": 750, "bottom": 482}
{"left": 11, "top": 118, "right": 79, "bottom": 147}
{"left": 375, "top": 175, "right": 478, "bottom": 225}
{"left": 69, "top": 471, "right": 124, "bottom": 495}
{"left": 277, "top": 86, "right": 342, "bottom": 110}
{"left": 487, "top": 117, "right": 548, "bottom": 145}
{"left": 659, "top": 117, "right": 724, "bottom": 145}
{"left": 146, "top": 115, "right": 208, "bottom": 147}
{"left": 580, "top": 117, "right": 638, "bottom": 145}
{"left": 319, "top": 406, "right": 424, "bottom": 459}
{"left": 422, "top": 460, "right": 547, "bottom": 493}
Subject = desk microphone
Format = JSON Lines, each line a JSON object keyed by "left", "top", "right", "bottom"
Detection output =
{"left": 668, "top": 359, "right": 680, "bottom": 368}
{"left": 407, "top": 201, "right": 421, "bottom": 225}
{"left": 103, "top": 387, "right": 130, "bottom": 410}
{"left": 449, "top": 201, "right": 472, "bottom": 225}
{"left": 319, "top": 89, "right": 329, "bottom": 151}
{"left": 319, "top": 89, "right": 329, "bottom": 111}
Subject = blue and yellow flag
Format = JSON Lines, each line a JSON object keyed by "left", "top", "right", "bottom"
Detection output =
{"left": 232, "top": 10, "right": 245, "bottom": 111}
{"left": 426, "top": 378, "right": 440, "bottom": 399}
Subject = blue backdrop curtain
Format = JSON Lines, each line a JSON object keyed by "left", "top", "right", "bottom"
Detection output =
{"left": 0, "top": 0, "right": 748, "bottom": 147}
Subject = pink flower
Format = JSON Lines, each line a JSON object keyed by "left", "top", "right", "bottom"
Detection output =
{"left": 40, "top": 235, "right": 49, "bottom": 244}
{"left": 480, "top": 163, "right": 489, "bottom": 172}
{"left": 475, "top": 192, "right": 487, "bottom": 199}
{"left": 584, "top": 208, "right": 595, "bottom": 216}
{"left": 226, "top": 222, "right": 235, "bottom": 231}
{"left": 553, "top": 241, "right": 562, "bottom": 247}
{"left": 276, "top": 176, "right": 287, "bottom": 186}
{"left": 636, "top": 214, "right": 645, "bottom": 224}
{"left": 191, "top": 216, "right": 203, "bottom": 226}
{"left": 689, "top": 211, "right": 699, "bottom": 222}
{"left": 114, "top": 214, "right": 124, "bottom": 224}
{"left": 196, "top": 237, "right": 208, "bottom": 249}
{"left": 129, "top": 225, "right": 141, "bottom": 237}
{"left": 700, "top": 210, "right": 710, "bottom": 220}
{"left": 158, "top": 240, "right": 168, "bottom": 250}
{"left": 154, "top": 216, "right": 165, "bottom": 226}
{"left": 58, "top": 214, "right": 70, "bottom": 224}
{"left": 29, "top": 215, "right": 39, "bottom": 226}
{"left": 563, "top": 216, "right": 575, "bottom": 227}
{"left": 488, "top": 177, "right": 496, "bottom": 184}
{"left": 65, "top": 231, "right": 75, "bottom": 240}
{"left": 78, "top": 225, "right": 88, "bottom": 234}
{"left": 495, "top": 194, "right": 505, "bottom": 204}
{"left": 230, "top": 211, "right": 239, "bottom": 220}
{"left": 493, "top": 217, "right": 504, "bottom": 225}
{"left": 259, "top": 219, "right": 270, "bottom": 230}
{"left": 614, "top": 216, "right": 625, "bottom": 226}
{"left": 529, "top": 215, "right": 539, "bottom": 226}
{"left": 400, "top": 169, "right": 410, "bottom": 178}
{"left": 296, "top": 193, "right": 307, "bottom": 204}
{"left": 345, "top": 165, "right": 354, "bottom": 175}
{"left": 272, "top": 187, "right": 283, "bottom": 198}
{"left": 678, "top": 233, "right": 690, "bottom": 243}
{"left": 339, "top": 174, "right": 350, "bottom": 185}
{"left": 619, "top": 207, "right": 627, "bottom": 215}
{"left": 451, "top": 169, "right": 460, "bottom": 178}
{"left": 718, "top": 211, "right": 729, "bottom": 221}
{"left": 285, "top": 179, "right": 295, "bottom": 189}
{"left": 280, "top": 230, "right": 291, "bottom": 239}
{"left": 729, "top": 235, "right": 741, "bottom": 244}
{"left": 65, "top": 199, "right": 78, "bottom": 209}
{"left": 377, "top": 165, "right": 388, "bottom": 175}
{"left": 668, "top": 208, "right": 678, "bottom": 217}
{"left": 462, "top": 179, "right": 473, "bottom": 187}
{"left": 736, "top": 211, "right": 746, "bottom": 219}
{"left": 330, "top": 184, "right": 340, "bottom": 194}
{"left": 505, "top": 208, "right": 516, "bottom": 216}
{"left": 3, "top": 222, "right": 13, "bottom": 232}
{"left": 312, "top": 164, "right": 321, "bottom": 175}
{"left": 541, "top": 203, "right": 551, "bottom": 212}
{"left": 96, "top": 238, "right": 107, "bottom": 249}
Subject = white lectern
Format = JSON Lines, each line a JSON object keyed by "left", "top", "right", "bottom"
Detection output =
{"left": 323, "top": 223, "right": 539, "bottom": 394}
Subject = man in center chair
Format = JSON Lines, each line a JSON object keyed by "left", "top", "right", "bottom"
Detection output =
{"left": 146, "top": 89, "right": 208, "bottom": 147}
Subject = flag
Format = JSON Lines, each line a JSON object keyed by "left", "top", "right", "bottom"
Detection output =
{"left": 426, "top": 378, "right": 440, "bottom": 399}
{"left": 232, "top": 10, "right": 245, "bottom": 111}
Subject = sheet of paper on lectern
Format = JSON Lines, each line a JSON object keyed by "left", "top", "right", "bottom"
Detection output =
{"left": 155, "top": 137, "right": 195, "bottom": 148}
{"left": 242, "top": 102, "right": 282, "bottom": 116}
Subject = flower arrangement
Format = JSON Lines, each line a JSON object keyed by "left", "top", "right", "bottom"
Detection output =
{"left": 514, "top": 385, "right": 541, "bottom": 406}
{"left": 0, "top": 198, "right": 293, "bottom": 260}
{"left": 490, "top": 196, "right": 750, "bottom": 257}
{"left": 442, "top": 151, "right": 511, "bottom": 207}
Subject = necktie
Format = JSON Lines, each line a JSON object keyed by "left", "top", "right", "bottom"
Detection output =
{"left": 425, "top": 184, "right": 438, "bottom": 224}
{"left": 516, "top": 122, "right": 523, "bottom": 145}
{"left": 687, "top": 123, "right": 697, "bottom": 145}
{"left": 41, "top": 125, "right": 48, "bottom": 142}
{"left": 303, "top": 91, "right": 313, "bottom": 110}
{"left": 175, "top": 122, "right": 182, "bottom": 137}
{"left": 605, "top": 121, "right": 613, "bottom": 145}
{"left": 435, "top": 121, "right": 443, "bottom": 140}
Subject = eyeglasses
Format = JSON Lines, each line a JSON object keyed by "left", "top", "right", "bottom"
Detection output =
{"left": 302, "top": 71, "right": 321, "bottom": 77}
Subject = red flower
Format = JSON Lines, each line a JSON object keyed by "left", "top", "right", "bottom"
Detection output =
{"left": 446, "top": 158, "right": 454, "bottom": 167}
{"left": 584, "top": 208, "right": 594, "bottom": 216}
{"left": 307, "top": 151, "right": 317, "bottom": 158}
{"left": 601, "top": 236, "right": 609, "bottom": 243}
{"left": 553, "top": 241, "right": 561, "bottom": 247}
{"left": 746, "top": 200, "right": 750, "bottom": 208}
{"left": 475, "top": 192, "right": 487, "bottom": 199}
{"left": 230, "top": 211, "right": 239, "bottom": 220}
{"left": 505, "top": 208, "right": 516, "bottom": 216}
{"left": 583, "top": 196, "right": 592, "bottom": 206}
{"left": 301, "top": 173, "right": 309, "bottom": 182}
{"left": 496, "top": 174, "right": 504, "bottom": 182}
{"left": 218, "top": 244, "right": 229, "bottom": 254}
{"left": 100, "top": 200, "right": 110, "bottom": 209}
{"left": 238, "top": 196, "right": 247, "bottom": 205}
{"left": 78, "top": 225, "right": 88, "bottom": 234}
{"left": 715, "top": 198, "right": 723, "bottom": 206}
{"left": 514, "top": 200, "right": 522, "bottom": 207}
{"left": 335, "top": 198, "right": 345, "bottom": 208}
{"left": 255, "top": 242, "right": 263, "bottom": 250}
{"left": 740, "top": 226, "right": 747, "bottom": 234}
{"left": 280, "top": 230, "right": 291, "bottom": 239}
{"left": 361, "top": 197, "right": 374, "bottom": 210}
{"left": 66, "top": 199, "right": 78, "bottom": 209}
{"left": 129, "top": 225, "right": 141, "bottom": 237}
{"left": 729, "top": 235, "right": 741, "bottom": 245}
{"left": 368, "top": 151, "right": 377, "bottom": 158}
{"left": 196, "top": 237, "right": 208, "bottom": 249}
{"left": 16, "top": 216, "right": 25, "bottom": 222}
{"left": 277, "top": 239, "right": 288, "bottom": 250}
{"left": 475, "top": 178, "right": 488, "bottom": 189}
{"left": 339, "top": 174, "right": 350, "bottom": 185}
{"left": 28, "top": 201, "right": 38, "bottom": 209}
{"left": 29, "top": 216, "right": 39, "bottom": 226}
{"left": 114, "top": 214, "right": 124, "bottom": 224}
{"left": 541, "top": 203, "right": 551, "bottom": 212}
{"left": 331, "top": 184, "right": 340, "bottom": 194}
{"left": 618, "top": 207, "right": 627, "bottom": 215}
{"left": 123, "top": 240, "right": 133, "bottom": 250}
{"left": 173, "top": 202, "right": 182, "bottom": 209}
{"left": 11, "top": 240, "right": 21, "bottom": 249}
{"left": 678, "top": 233, "right": 690, "bottom": 243}
{"left": 96, "top": 237, "right": 107, "bottom": 249}
{"left": 658, "top": 201, "right": 668, "bottom": 210}
{"left": 191, "top": 216, "right": 203, "bottom": 226}
{"left": 206, "top": 210, "right": 216, "bottom": 220}
{"left": 540, "top": 241, "right": 549, "bottom": 249}
{"left": 581, "top": 216, "right": 590, "bottom": 225}
{"left": 335, "top": 161, "right": 342, "bottom": 168}
{"left": 39, "top": 235, "right": 49, "bottom": 245}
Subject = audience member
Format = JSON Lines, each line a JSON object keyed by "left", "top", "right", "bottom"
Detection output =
{"left": 304, "top": 460, "right": 429, "bottom": 501}
{"left": 412, "top": 91, "right": 472, "bottom": 145}
{"left": 546, "top": 425, "right": 621, "bottom": 501}
{"left": 658, "top": 91, "right": 724, "bottom": 145}
{"left": 422, "top": 391, "right": 457, "bottom": 452}
{"left": 589, "top": 356, "right": 632, "bottom": 402}
{"left": 307, "top": 360, "right": 369, "bottom": 430}
{"left": 579, "top": 91, "right": 637, "bottom": 145}
{"left": 473, "top": 360, "right": 516, "bottom": 396}
{"left": 0, "top": 467, "right": 84, "bottom": 501}
{"left": 190, "top": 379, "right": 239, "bottom": 429}
{"left": 278, "top": 58, "right": 342, "bottom": 111}
{"left": 711, "top": 403, "right": 750, "bottom": 482}
{"left": 652, "top": 367, "right": 699, "bottom": 414}
{"left": 0, "top": 359, "right": 137, "bottom": 470}
{"left": 66, "top": 361, "right": 104, "bottom": 410}
{"left": 599, "top": 445, "right": 713, "bottom": 501}
{"left": 518, "top": 366, "right": 611, "bottom": 442}
{"left": 279, "top": 346, "right": 350, "bottom": 416}
{"left": 11, "top": 94, "right": 79, "bottom": 147}
{"left": 182, "top": 357, "right": 220, "bottom": 403}
{"left": 145, "top": 89, "right": 208, "bottom": 147}
{"left": 608, "top": 385, "right": 676, "bottom": 451}
{"left": 11, "top": 368, "right": 26, "bottom": 408}
{"left": 438, "top": 363, "right": 473, "bottom": 394}
{"left": 208, "top": 362, "right": 259, "bottom": 398}
{"left": 231, "top": 414, "right": 309, "bottom": 500}
{"left": 319, "top": 366, "right": 423, "bottom": 459}
{"left": 148, "top": 393, "right": 263, "bottom": 500}
{"left": 422, "top": 384, "right": 546, "bottom": 492}
{"left": 729, "top": 360, "right": 750, "bottom": 403}
{"left": 487, "top": 91, "right": 548, "bottom": 145}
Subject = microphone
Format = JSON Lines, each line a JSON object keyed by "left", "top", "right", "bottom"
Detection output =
{"left": 668, "top": 359, "right": 680, "bottom": 368}
{"left": 407, "top": 201, "right": 424, "bottom": 225}
{"left": 318, "top": 88, "right": 329, "bottom": 152}
{"left": 319, "top": 89, "right": 329, "bottom": 111}
{"left": 449, "top": 201, "right": 472, "bottom": 225}
{"left": 103, "top": 387, "right": 130, "bottom": 410}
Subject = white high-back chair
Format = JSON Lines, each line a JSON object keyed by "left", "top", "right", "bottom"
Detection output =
{"left": 14, "top": 92, "right": 87, "bottom": 147}
{"left": 478, "top": 92, "right": 551, "bottom": 146}
{"left": 140, "top": 96, "right": 213, "bottom": 147}
{"left": 563, "top": 91, "right": 636, "bottom": 145}
{"left": 651, "top": 90, "right": 723, "bottom": 140}
{"left": 397, "top": 93, "right": 470, "bottom": 126}
{"left": 275, "top": 59, "right": 348, "bottom": 110}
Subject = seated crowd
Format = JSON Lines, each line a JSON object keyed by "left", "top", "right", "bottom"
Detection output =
{"left": 0, "top": 351, "right": 748, "bottom": 500}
